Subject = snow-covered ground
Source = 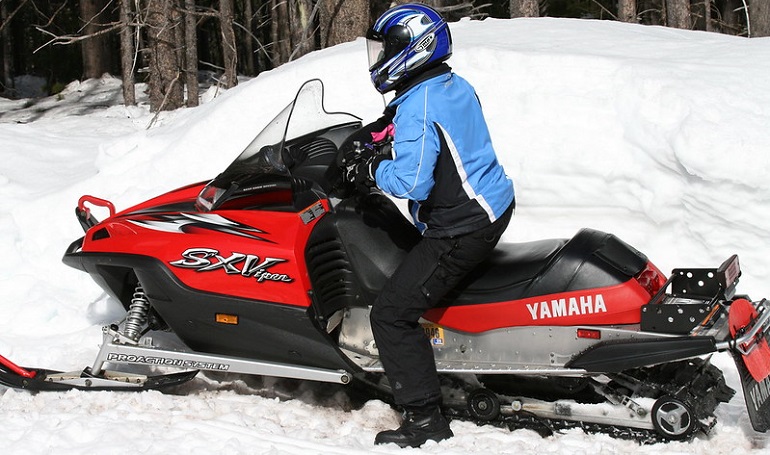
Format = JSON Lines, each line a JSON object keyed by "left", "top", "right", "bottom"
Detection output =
{"left": 1, "top": 17, "right": 770, "bottom": 454}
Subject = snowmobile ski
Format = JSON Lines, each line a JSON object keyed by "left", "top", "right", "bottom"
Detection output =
{"left": 0, "top": 363, "right": 198, "bottom": 392}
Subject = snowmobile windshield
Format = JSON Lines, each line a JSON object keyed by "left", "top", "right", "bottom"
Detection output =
{"left": 196, "top": 79, "right": 361, "bottom": 212}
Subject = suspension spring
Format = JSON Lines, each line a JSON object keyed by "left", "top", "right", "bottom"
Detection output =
{"left": 123, "top": 285, "right": 151, "bottom": 341}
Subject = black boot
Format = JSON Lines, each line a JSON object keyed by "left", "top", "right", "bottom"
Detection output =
{"left": 375, "top": 405, "right": 453, "bottom": 448}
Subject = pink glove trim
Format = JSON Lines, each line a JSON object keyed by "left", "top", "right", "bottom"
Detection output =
{"left": 371, "top": 123, "right": 395, "bottom": 143}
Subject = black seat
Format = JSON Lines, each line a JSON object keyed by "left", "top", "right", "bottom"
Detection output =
{"left": 465, "top": 240, "right": 568, "bottom": 291}
{"left": 447, "top": 238, "right": 567, "bottom": 305}
{"left": 447, "top": 228, "right": 649, "bottom": 306}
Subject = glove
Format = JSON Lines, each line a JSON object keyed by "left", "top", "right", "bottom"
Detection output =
{"left": 339, "top": 115, "right": 394, "bottom": 193}
{"left": 349, "top": 153, "right": 389, "bottom": 192}
{"left": 337, "top": 107, "right": 395, "bottom": 168}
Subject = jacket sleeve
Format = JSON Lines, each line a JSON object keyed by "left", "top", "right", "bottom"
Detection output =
{"left": 374, "top": 108, "right": 440, "bottom": 201}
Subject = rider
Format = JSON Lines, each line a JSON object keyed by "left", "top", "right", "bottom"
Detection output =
{"left": 344, "top": 3, "right": 515, "bottom": 448}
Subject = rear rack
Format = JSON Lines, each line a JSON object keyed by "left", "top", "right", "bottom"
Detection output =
{"left": 641, "top": 255, "right": 740, "bottom": 334}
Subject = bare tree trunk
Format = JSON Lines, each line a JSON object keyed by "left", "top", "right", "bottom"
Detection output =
{"left": 636, "top": 0, "right": 662, "bottom": 25}
{"left": 618, "top": 0, "right": 637, "bottom": 23}
{"left": 242, "top": 0, "right": 255, "bottom": 75}
{"left": 147, "top": 0, "right": 184, "bottom": 111}
{"left": 319, "top": 0, "right": 369, "bottom": 48}
{"left": 288, "top": 0, "right": 314, "bottom": 60}
{"left": 719, "top": 0, "right": 743, "bottom": 34}
{"left": 184, "top": 0, "right": 199, "bottom": 106}
{"left": 80, "top": 0, "right": 114, "bottom": 79}
{"left": 220, "top": 0, "right": 238, "bottom": 88}
{"left": 750, "top": 0, "right": 770, "bottom": 36}
{"left": 268, "top": 0, "right": 316, "bottom": 65}
{"left": 1, "top": 0, "right": 14, "bottom": 95}
{"left": 510, "top": 0, "right": 539, "bottom": 18}
{"left": 271, "top": 0, "right": 291, "bottom": 65}
{"left": 704, "top": 0, "right": 713, "bottom": 32}
{"left": 256, "top": 0, "right": 269, "bottom": 71}
{"left": 119, "top": 0, "right": 136, "bottom": 105}
{"left": 665, "top": 0, "right": 692, "bottom": 29}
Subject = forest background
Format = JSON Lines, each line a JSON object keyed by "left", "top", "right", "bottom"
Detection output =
{"left": 1, "top": 0, "right": 769, "bottom": 112}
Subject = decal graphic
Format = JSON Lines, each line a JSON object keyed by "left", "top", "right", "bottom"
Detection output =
{"left": 422, "top": 323, "right": 445, "bottom": 347}
{"left": 170, "top": 247, "right": 293, "bottom": 283}
{"left": 128, "top": 213, "right": 272, "bottom": 242}
{"left": 106, "top": 353, "right": 229, "bottom": 371}
{"left": 526, "top": 294, "right": 607, "bottom": 321}
{"left": 749, "top": 374, "right": 770, "bottom": 413}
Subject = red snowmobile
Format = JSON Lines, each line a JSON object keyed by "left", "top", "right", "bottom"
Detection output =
{"left": 2, "top": 79, "right": 769, "bottom": 442}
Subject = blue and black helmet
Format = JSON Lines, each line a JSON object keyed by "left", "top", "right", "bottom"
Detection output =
{"left": 366, "top": 3, "right": 453, "bottom": 94}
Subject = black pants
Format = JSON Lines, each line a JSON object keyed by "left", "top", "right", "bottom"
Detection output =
{"left": 370, "top": 203, "right": 513, "bottom": 406}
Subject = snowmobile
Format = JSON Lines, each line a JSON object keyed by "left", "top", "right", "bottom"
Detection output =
{"left": 2, "top": 79, "right": 769, "bottom": 442}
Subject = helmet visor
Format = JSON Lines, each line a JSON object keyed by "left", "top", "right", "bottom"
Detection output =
{"left": 366, "top": 38, "right": 386, "bottom": 71}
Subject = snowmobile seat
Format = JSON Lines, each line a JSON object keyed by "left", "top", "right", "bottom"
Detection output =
{"left": 465, "top": 240, "right": 568, "bottom": 290}
{"left": 446, "top": 238, "right": 567, "bottom": 306}
{"left": 447, "top": 228, "right": 648, "bottom": 306}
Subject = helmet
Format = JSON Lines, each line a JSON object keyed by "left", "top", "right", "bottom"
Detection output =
{"left": 366, "top": 3, "right": 452, "bottom": 94}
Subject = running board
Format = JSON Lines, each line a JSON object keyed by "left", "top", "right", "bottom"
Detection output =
{"left": 92, "top": 330, "right": 352, "bottom": 385}
{"left": 566, "top": 337, "right": 718, "bottom": 372}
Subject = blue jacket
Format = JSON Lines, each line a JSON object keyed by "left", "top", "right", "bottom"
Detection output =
{"left": 374, "top": 72, "right": 515, "bottom": 237}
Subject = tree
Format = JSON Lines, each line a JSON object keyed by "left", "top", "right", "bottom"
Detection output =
{"left": 79, "top": 0, "right": 114, "bottom": 79}
{"left": 716, "top": 0, "right": 745, "bottom": 34}
{"left": 1, "top": 0, "right": 15, "bottom": 94}
{"left": 288, "top": 0, "right": 315, "bottom": 61}
{"left": 270, "top": 0, "right": 316, "bottom": 65}
{"left": 618, "top": 0, "right": 637, "bottom": 23}
{"left": 219, "top": 0, "right": 237, "bottom": 88}
{"left": 319, "top": 0, "right": 370, "bottom": 48}
{"left": 146, "top": 0, "right": 185, "bottom": 111}
{"left": 510, "top": 0, "right": 539, "bottom": 18}
{"left": 240, "top": 0, "right": 255, "bottom": 76}
{"left": 183, "top": 0, "right": 198, "bottom": 106}
{"left": 665, "top": 0, "right": 692, "bottom": 29}
{"left": 692, "top": 0, "right": 714, "bottom": 32}
{"left": 750, "top": 0, "right": 770, "bottom": 36}
{"left": 119, "top": 0, "right": 136, "bottom": 105}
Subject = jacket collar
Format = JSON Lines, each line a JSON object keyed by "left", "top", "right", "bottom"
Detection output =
{"left": 389, "top": 63, "right": 452, "bottom": 107}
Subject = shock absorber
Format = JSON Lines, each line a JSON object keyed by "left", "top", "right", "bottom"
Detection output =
{"left": 123, "top": 284, "right": 151, "bottom": 341}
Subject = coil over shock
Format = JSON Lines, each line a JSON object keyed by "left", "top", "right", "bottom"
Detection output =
{"left": 123, "top": 285, "right": 151, "bottom": 341}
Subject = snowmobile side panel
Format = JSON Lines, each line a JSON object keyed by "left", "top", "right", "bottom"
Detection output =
{"left": 423, "top": 280, "right": 650, "bottom": 333}
{"left": 63, "top": 251, "right": 358, "bottom": 373}
{"left": 566, "top": 337, "right": 717, "bottom": 372}
{"left": 68, "top": 182, "right": 324, "bottom": 309}
{"left": 76, "top": 207, "right": 317, "bottom": 308}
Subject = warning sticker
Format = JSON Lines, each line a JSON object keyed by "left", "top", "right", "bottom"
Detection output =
{"left": 422, "top": 323, "right": 445, "bottom": 347}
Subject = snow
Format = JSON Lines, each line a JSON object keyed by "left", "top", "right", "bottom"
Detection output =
{"left": 1, "top": 17, "right": 770, "bottom": 454}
